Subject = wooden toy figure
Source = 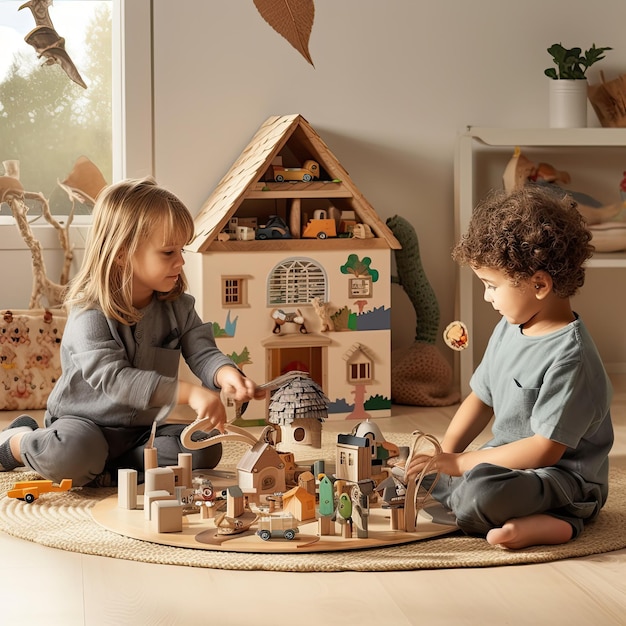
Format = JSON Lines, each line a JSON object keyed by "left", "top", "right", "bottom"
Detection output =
{"left": 317, "top": 473, "right": 335, "bottom": 536}
{"left": 335, "top": 492, "right": 353, "bottom": 538}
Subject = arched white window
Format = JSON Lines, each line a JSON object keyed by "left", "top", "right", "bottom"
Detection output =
{"left": 267, "top": 257, "right": 328, "bottom": 306}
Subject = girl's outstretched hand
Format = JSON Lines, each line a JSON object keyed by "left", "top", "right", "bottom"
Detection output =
{"left": 179, "top": 381, "right": 227, "bottom": 433}
{"left": 215, "top": 366, "right": 267, "bottom": 402}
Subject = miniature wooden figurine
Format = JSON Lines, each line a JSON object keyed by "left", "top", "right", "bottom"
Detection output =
{"left": 214, "top": 510, "right": 258, "bottom": 536}
{"left": 335, "top": 493, "right": 353, "bottom": 538}
{"left": 193, "top": 476, "right": 218, "bottom": 519}
{"left": 270, "top": 308, "right": 307, "bottom": 334}
{"left": 311, "top": 297, "right": 334, "bottom": 332}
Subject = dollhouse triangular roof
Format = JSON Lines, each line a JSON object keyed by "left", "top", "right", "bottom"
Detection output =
{"left": 187, "top": 114, "right": 401, "bottom": 252}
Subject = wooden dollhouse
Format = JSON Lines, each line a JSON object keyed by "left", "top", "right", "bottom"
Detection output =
{"left": 184, "top": 114, "right": 401, "bottom": 422}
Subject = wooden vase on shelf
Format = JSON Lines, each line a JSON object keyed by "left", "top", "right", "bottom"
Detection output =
{"left": 549, "top": 79, "right": 588, "bottom": 128}
{"left": 588, "top": 72, "right": 626, "bottom": 128}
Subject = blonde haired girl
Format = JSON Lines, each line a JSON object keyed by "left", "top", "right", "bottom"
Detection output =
{"left": 0, "top": 178, "right": 264, "bottom": 486}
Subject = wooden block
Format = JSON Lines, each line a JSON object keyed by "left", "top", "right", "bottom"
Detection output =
{"left": 341, "top": 521, "right": 352, "bottom": 539}
{"left": 178, "top": 452, "right": 192, "bottom": 488}
{"left": 318, "top": 515, "right": 334, "bottom": 536}
{"left": 117, "top": 468, "right": 138, "bottom": 509}
{"left": 144, "top": 447, "right": 158, "bottom": 471}
{"left": 199, "top": 504, "right": 213, "bottom": 520}
{"left": 167, "top": 465, "right": 184, "bottom": 487}
{"left": 144, "top": 490, "right": 175, "bottom": 520}
{"left": 145, "top": 467, "right": 175, "bottom": 495}
{"left": 390, "top": 507, "right": 405, "bottom": 531}
{"left": 151, "top": 500, "right": 184, "bottom": 533}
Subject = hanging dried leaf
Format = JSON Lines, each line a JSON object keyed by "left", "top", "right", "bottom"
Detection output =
{"left": 253, "top": 0, "right": 315, "bottom": 67}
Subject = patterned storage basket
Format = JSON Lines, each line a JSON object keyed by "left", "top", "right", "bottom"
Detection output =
{"left": 0, "top": 308, "right": 66, "bottom": 410}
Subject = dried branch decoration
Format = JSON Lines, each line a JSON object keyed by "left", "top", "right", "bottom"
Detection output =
{"left": 254, "top": 0, "right": 315, "bottom": 67}
{"left": 1, "top": 157, "right": 106, "bottom": 308}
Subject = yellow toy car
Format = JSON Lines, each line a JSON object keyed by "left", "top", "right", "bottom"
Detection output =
{"left": 7, "top": 478, "right": 72, "bottom": 503}
{"left": 272, "top": 159, "right": 319, "bottom": 182}
{"left": 302, "top": 218, "right": 337, "bottom": 239}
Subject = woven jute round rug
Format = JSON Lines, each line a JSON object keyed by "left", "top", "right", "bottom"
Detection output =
{"left": 1, "top": 438, "right": 625, "bottom": 572}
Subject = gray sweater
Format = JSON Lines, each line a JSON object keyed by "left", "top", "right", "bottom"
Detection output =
{"left": 45, "top": 294, "right": 236, "bottom": 427}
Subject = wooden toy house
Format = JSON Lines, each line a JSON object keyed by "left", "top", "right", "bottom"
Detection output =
{"left": 236, "top": 441, "right": 286, "bottom": 496}
{"left": 336, "top": 434, "right": 372, "bottom": 482}
{"left": 267, "top": 371, "right": 328, "bottom": 447}
{"left": 282, "top": 485, "right": 317, "bottom": 522}
{"left": 185, "top": 114, "right": 401, "bottom": 422}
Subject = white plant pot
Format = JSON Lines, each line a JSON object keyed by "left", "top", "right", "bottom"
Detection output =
{"left": 549, "top": 79, "right": 588, "bottom": 128}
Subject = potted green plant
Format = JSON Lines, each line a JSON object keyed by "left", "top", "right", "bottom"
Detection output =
{"left": 544, "top": 43, "right": 612, "bottom": 128}
{"left": 545, "top": 43, "right": 612, "bottom": 80}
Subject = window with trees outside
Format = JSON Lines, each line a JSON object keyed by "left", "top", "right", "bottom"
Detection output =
{"left": 0, "top": 0, "right": 112, "bottom": 218}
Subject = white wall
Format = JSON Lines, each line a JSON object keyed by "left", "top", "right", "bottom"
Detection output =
{"left": 4, "top": 0, "right": 625, "bottom": 378}
{"left": 149, "top": 0, "right": 626, "bottom": 371}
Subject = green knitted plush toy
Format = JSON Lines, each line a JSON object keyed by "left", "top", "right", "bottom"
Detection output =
{"left": 386, "top": 215, "right": 459, "bottom": 406}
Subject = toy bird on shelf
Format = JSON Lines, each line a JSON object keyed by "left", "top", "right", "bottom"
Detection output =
{"left": 19, "top": 0, "right": 87, "bottom": 89}
{"left": 502, "top": 147, "right": 625, "bottom": 225}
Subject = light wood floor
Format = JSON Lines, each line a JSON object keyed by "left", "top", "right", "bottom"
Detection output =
{"left": 2, "top": 376, "right": 626, "bottom": 626}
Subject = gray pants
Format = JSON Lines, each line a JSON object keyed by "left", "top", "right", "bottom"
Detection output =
{"left": 432, "top": 463, "right": 605, "bottom": 539}
{"left": 19, "top": 416, "right": 222, "bottom": 487}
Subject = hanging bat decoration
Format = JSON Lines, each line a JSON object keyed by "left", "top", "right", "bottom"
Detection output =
{"left": 19, "top": 0, "right": 87, "bottom": 89}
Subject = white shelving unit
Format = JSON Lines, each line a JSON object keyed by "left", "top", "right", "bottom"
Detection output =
{"left": 455, "top": 127, "right": 626, "bottom": 396}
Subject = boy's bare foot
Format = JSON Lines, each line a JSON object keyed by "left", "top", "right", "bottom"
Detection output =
{"left": 486, "top": 514, "right": 573, "bottom": 549}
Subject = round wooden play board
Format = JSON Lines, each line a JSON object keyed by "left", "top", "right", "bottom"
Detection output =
{"left": 91, "top": 468, "right": 457, "bottom": 554}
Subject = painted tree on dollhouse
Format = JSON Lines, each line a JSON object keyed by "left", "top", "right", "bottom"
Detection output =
{"left": 184, "top": 114, "right": 401, "bottom": 422}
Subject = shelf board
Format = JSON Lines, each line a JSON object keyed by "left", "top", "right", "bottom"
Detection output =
{"left": 247, "top": 181, "right": 352, "bottom": 199}
{"left": 464, "top": 127, "right": 626, "bottom": 147}
{"left": 588, "top": 251, "right": 626, "bottom": 268}
{"left": 206, "top": 238, "right": 389, "bottom": 252}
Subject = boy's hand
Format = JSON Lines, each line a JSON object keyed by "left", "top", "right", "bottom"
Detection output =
{"left": 405, "top": 451, "right": 462, "bottom": 481}
{"left": 216, "top": 366, "right": 267, "bottom": 402}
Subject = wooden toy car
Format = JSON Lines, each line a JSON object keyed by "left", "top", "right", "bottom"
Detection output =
{"left": 7, "top": 478, "right": 72, "bottom": 503}
{"left": 256, "top": 513, "right": 300, "bottom": 540}
{"left": 272, "top": 159, "right": 319, "bottom": 182}
{"left": 256, "top": 215, "right": 292, "bottom": 239}
{"left": 302, "top": 218, "right": 337, "bottom": 239}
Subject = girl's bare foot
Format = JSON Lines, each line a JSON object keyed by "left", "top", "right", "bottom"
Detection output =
{"left": 486, "top": 514, "right": 573, "bottom": 549}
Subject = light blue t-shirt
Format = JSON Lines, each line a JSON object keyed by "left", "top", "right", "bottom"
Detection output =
{"left": 471, "top": 315, "right": 613, "bottom": 489}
